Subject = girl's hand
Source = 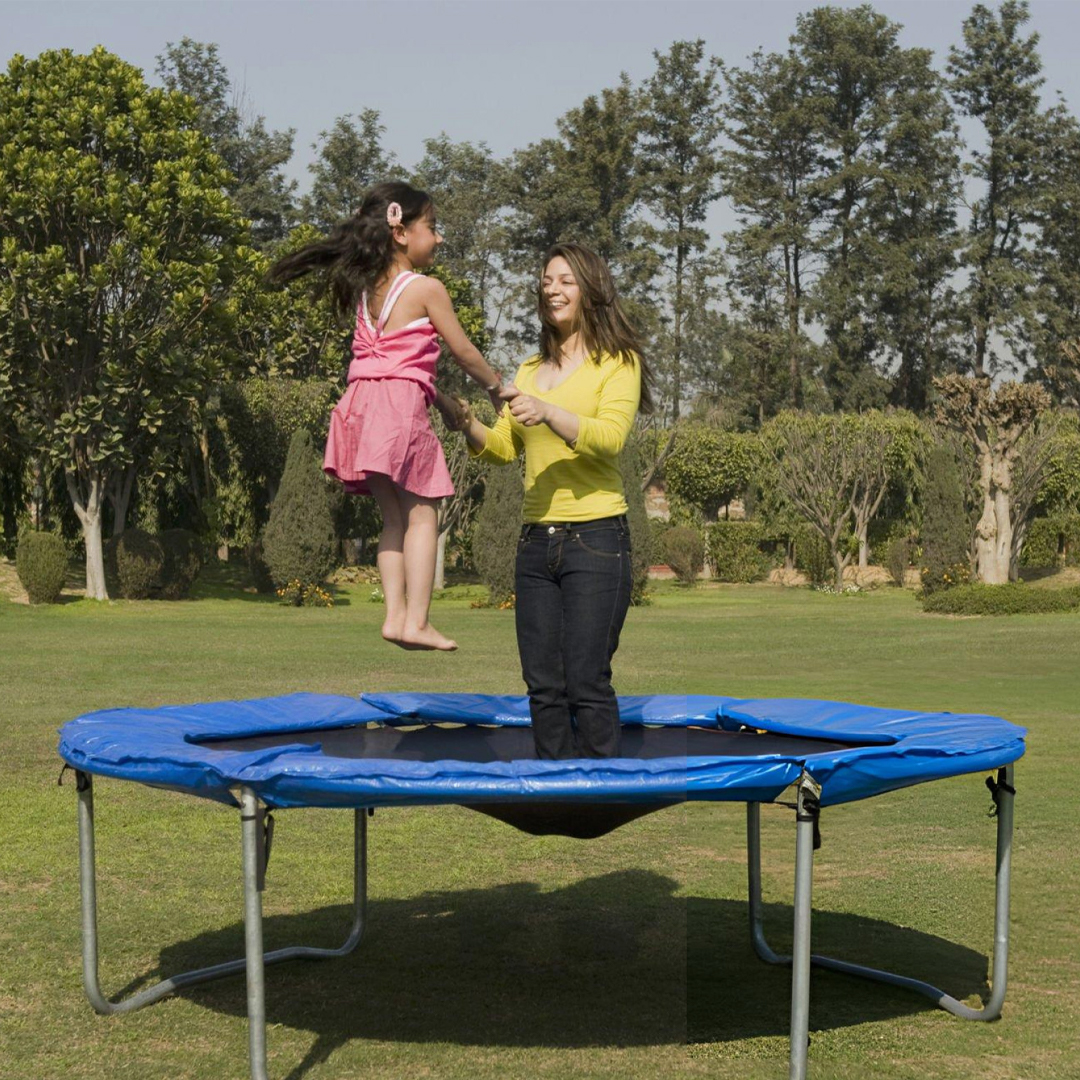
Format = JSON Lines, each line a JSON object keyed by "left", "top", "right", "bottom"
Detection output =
{"left": 506, "top": 391, "right": 550, "bottom": 427}
{"left": 435, "top": 393, "right": 471, "bottom": 432}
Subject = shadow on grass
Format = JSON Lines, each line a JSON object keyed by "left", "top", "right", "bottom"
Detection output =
{"left": 147, "top": 870, "right": 991, "bottom": 1077}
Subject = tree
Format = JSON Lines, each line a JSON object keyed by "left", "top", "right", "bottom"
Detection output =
{"left": 948, "top": 0, "right": 1050, "bottom": 376}
{"left": 760, "top": 410, "right": 916, "bottom": 588}
{"left": 640, "top": 41, "right": 725, "bottom": 421}
{"left": 871, "top": 57, "right": 963, "bottom": 412}
{"left": 933, "top": 374, "right": 1052, "bottom": 582}
{"left": 0, "top": 47, "right": 255, "bottom": 599}
{"left": 793, "top": 5, "right": 957, "bottom": 410}
{"left": 664, "top": 425, "right": 758, "bottom": 521}
{"left": 411, "top": 136, "right": 508, "bottom": 315}
{"left": 502, "top": 76, "right": 656, "bottom": 356}
{"left": 721, "top": 47, "right": 824, "bottom": 410}
{"left": 1027, "top": 108, "right": 1080, "bottom": 405}
{"left": 302, "top": 110, "right": 398, "bottom": 230}
{"left": 156, "top": 38, "right": 297, "bottom": 246}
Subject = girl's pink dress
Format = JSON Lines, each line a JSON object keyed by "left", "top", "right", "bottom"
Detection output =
{"left": 324, "top": 271, "right": 454, "bottom": 499}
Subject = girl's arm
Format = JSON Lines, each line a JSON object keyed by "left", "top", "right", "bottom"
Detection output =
{"left": 418, "top": 277, "right": 504, "bottom": 410}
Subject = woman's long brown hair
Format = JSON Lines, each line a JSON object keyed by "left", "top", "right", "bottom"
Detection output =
{"left": 537, "top": 242, "right": 654, "bottom": 414}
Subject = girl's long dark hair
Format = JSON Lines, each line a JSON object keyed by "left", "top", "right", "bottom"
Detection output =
{"left": 537, "top": 242, "right": 655, "bottom": 415}
{"left": 268, "top": 181, "right": 433, "bottom": 321}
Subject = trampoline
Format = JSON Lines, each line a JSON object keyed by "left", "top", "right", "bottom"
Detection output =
{"left": 58, "top": 691, "right": 1025, "bottom": 1080}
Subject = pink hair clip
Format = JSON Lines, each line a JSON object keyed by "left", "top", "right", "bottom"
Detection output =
{"left": 386, "top": 202, "right": 403, "bottom": 228}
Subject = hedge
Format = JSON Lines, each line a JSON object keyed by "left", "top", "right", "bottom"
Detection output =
{"left": 921, "top": 583, "right": 1080, "bottom": 616}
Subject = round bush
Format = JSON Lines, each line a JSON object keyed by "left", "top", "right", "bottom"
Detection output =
{"left": 115, "top": 529, "right": 165, "bottom": 600}
{"left": 15, "top": 531, "right": 68, "bottom": 604}
{"left": 663, "top": 526, "right": 705, "bottom": 585}
{"left": 157, "top": 529, "right": 203, "bottom": 599}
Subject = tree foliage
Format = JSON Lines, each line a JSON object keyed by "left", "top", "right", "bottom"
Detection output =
{"left": 0, "top": 47, "right": 256, "bottom": 598}
{"left": 664, "top": 425, "right": 758, "bottom": 520}
{"left": 156, "top": 38, "right": 297, "bottom": 246}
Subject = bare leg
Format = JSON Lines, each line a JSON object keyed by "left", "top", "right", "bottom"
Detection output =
{"left": 397, "top": 487, "right": 457, "bottom": 651}
{"left": 366, "top": 475, "right": 407, "bottom": 645}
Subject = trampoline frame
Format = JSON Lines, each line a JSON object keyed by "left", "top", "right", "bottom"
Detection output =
{"left": 70, "top": 762, "right": 1016, "bottom": 1080}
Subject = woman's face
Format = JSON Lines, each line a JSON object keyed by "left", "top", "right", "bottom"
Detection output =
{"left": 542, "top": 256, "right": 581, "bottom": 336}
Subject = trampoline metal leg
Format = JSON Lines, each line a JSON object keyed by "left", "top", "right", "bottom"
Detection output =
{"left": 241, "top": 787, "right": 269, "bottom": 1080}
{"left": 789, "top": 776, "right": 818, "bottom": 1080}
{"left": 74, "top": 773, "right": 368, "bottom": 1031}
{"left": 745, "top": 766, "right": 1017, "bottom": 1075}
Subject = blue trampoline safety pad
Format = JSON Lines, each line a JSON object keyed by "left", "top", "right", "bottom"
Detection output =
{"left": 58, "top": 692, "right": 1026, "bottom": 810}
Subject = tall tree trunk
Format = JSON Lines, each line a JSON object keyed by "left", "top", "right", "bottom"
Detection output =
{"left": 672, "top": 239, "right": 685, "bottom": 421}
{"left": 108, "top": 465, "right": 136, "bottom": 537}
{"left": 785, "top": 244, "right": 804, "bottom": 410}
{"left": 858, "top": 530, "right": 869, "bottom": 569}
{"left": 66, "top": 467, "right": 108, "bottom": 600}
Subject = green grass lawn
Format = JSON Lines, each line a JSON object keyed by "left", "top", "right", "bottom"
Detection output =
{"left": 1, "top": 570, "right": 1077, "bottom": 1080}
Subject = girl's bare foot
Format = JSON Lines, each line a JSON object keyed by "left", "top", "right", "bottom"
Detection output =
{"left": 382, "top": 617, "right": 406, "bottom": 646}
{"left": 399, "top": 623, "right": 458, "bottom": 651}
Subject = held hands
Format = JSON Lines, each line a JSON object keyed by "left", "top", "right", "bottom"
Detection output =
{"left": 498, "top": 383, "right": 549, "bottom": 427}
{"left": 434, "top": 392, "right": 472, "bottom": 432}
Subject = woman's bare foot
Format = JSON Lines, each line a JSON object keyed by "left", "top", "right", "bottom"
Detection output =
{"left": 399, "top": 623, "right": 458, "bottom": 651}
{"left": 381, "top": 617, "right": 406, "bottom": 646}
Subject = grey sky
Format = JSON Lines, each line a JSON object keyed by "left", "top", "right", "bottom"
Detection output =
{"left": 7, "top": 0, "right": 1080, "bottom": 197}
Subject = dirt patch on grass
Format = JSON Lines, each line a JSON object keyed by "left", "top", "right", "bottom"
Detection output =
{"left": 0, "top": 558, "right": 28, "bottom": 604}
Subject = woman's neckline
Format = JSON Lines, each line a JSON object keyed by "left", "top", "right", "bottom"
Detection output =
{"left": 530, "top": 354, "right": 589, "bottom": 395}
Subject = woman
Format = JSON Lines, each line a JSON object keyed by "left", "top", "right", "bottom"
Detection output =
{"left": 455, "top": 242, "right": 654, "bottom": 759}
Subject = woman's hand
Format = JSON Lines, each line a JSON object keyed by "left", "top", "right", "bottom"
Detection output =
{"left": 503, "top": 386, "right": 550, "bottom": 427}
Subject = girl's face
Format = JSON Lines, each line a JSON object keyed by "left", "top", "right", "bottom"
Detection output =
{"left": 542, "top": 256, "right": 581, "bottom": 336}
{"left": 402, "top": 207, "right": 443, "bottom": 267}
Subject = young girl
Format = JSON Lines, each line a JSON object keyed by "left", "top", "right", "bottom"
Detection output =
{"left": 270, "top": 181, "right": 504, "bottom": 651}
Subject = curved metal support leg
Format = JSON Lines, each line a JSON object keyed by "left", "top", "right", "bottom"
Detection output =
{"left": 75, "top": 773, "right": 368, "bottom": 1021}
{"left": 746, "top": 764, "right": 1016, "bottom": 1031}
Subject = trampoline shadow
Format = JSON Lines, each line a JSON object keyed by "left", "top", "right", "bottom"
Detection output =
{"left": 151, "top": 870, "right": 991, "bottom": 1077}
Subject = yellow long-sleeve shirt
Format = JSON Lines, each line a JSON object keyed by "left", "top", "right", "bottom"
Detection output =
{"left": 471, "top": 351, "right": 641, "bottom": 523}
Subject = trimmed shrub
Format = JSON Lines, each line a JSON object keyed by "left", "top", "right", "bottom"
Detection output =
{"left": 157, "top": 529, "right": 202, "bottom": 599}
{"left": 473, "top": 461, "right": 523, "bottom": 606}
{"left": 705, "top": 520, "right": 772, "bottom": 583}
{"left": 115, "top": 529, "right": 165, "bottom": 600}
{"left": 663, "top": 526, "right": 705, "bottom": 585}
{"left": 15, "top": 531, "right": 68, "bottom": 604}
{"left": 919, "top": 442, "right": 972, "bottom": 593}
{"left": 1021, "top": 513, "right": 1080, "bottom": 568}
{"left": 885, "top": 535, "right": 912, "bottom": 587}
{"left": 246, "top": 535, "right": 276, "bottom": 593}
{"left": 263, "top": 429, "right": 338, "bottom": 600}
{"left": 620, "top": 442, "right": 653, "bottom": 604}
{"left": 922, "top": 582, "right": 1080, "bottom": 616}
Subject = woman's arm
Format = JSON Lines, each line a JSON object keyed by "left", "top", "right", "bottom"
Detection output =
{"left": 505, "top": 357, "right": 640, "bottom": 455}
{"left": 417, "top": 277, "right": 504, "bottom": 410}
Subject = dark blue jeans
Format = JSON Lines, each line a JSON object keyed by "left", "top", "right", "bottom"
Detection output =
{"left": 514, "top": 515, "right": 632, "bottom": 759}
